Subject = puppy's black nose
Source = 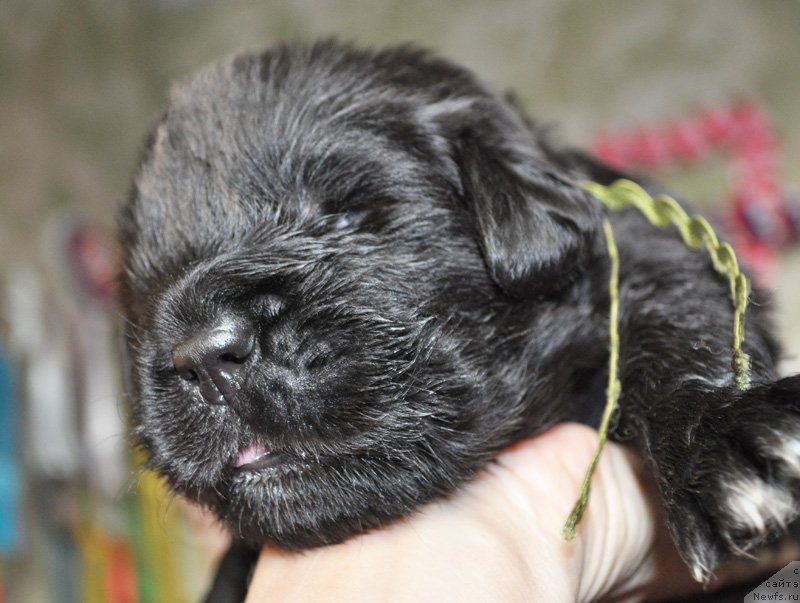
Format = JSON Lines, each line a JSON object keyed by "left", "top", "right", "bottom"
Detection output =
{"left": 172, "top": 317, "right": 255, "bottom": 406}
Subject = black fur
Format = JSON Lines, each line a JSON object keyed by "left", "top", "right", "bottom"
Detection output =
{"left": 119, "top": 41, "right": 800, "bottom": 592}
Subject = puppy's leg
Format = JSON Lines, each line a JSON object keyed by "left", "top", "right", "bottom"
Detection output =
{"left": 612, "top": 245, "right": 800, "bottom": 580}
{"left": 632, "top": 375, "right": 800, "bottom": 580}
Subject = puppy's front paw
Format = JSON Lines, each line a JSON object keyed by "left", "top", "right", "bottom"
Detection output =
{"left": 659, "top": 375, "right": 800, "bottom": 581}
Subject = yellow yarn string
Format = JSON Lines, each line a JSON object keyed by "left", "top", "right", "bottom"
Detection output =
{"left": 562, "top": 218, "right": 621, "bottom": 541}
{"left": 562, "top": 179, "right": 752, "bottom": 541}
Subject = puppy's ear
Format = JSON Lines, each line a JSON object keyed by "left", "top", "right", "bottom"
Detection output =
{"left": 454, "top": 121, "right": 602, "bottom": 300}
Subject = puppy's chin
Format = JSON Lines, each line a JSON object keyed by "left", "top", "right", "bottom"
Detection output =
{"left": 218, "top": 452, "right": 430, "bottom": 548}
{"left": 163, "top": 431, "right": 485, "bottom": 549}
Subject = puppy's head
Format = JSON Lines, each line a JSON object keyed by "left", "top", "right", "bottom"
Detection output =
{"left": 119, "top": 42, "right": 600, "bottom": 548}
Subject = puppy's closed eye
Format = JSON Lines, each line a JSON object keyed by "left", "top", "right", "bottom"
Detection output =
{"left": 321, "top": 189, "right": 379, "bottom": 230}
{"left": 326, "top": 198, "right": 394, "bottom": 234}
{"left": 333, "top": 209, "right": 360, "bottom": 230}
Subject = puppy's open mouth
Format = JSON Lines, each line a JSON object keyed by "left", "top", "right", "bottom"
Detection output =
{"left": 233, "top": 442, "right": 308, "bottom": 472}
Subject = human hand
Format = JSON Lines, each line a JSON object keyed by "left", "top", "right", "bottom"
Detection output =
{"left": 245, "top": 423, "right": 797, "bottom": 602}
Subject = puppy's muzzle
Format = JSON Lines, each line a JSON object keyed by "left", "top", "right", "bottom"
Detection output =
{"left": 172, "top": 316, "right": 254, "bottom": 406}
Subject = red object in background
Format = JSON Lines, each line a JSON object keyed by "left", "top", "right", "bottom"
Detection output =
{"left": 593, "top": 103, "right": 796, "bottom": 286}
{"left": 67, "top": 222, "right": 119, "bottom": 305}
{"left": 105, "top": 540, "right": 137, "bottom": 603}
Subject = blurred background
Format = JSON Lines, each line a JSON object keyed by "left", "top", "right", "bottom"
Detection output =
{"left": 1, "top": 0, "right": 800, "bottom": 601}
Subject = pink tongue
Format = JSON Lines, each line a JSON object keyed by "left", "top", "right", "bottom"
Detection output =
{"left": 234, "top": 442, "right": 269, "bottom": 468}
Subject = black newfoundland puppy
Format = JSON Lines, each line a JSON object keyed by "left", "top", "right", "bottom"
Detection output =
{"left": 119, "top": 41, "right": 800, "bottom": 596}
